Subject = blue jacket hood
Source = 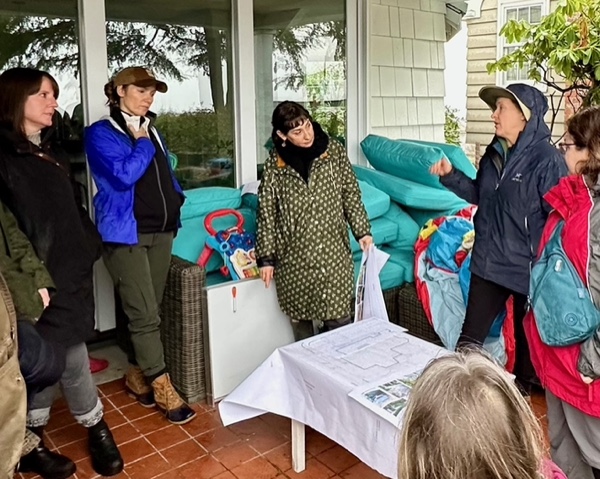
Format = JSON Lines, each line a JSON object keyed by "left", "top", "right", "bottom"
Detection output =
{"left": 506, "top": 83, "right": 551, "bottom": 154}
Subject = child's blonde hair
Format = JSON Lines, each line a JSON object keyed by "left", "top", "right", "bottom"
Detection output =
{"left": 398, "top": 349, "right": 544, "bottom": 479}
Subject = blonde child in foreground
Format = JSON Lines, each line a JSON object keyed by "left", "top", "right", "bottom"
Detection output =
{"left": 398, "top": 349, "right": 566, "bottom": 479}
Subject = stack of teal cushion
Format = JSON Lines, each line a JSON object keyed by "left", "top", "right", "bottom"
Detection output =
{"left": 172, "top": 180, "right": 419, "bottom": 290}
{"left": 359, "top": 135, "right": 476, "bottom": 226}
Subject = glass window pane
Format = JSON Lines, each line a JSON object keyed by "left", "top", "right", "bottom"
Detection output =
{"left": 254, "top": 1, "right": 346, "bottom": 168}
{"left": 518, "top": 7, "right": 529, "bottom": 22}
{"left": 506, "top": 8, "right": 518, "bottom": 22}
{"left": 105, "top": 1, "right": 234, "bottom": 190}
{"left": 0, "top": 1, "right": 88, "bottom": 195}
{"left": 530, "top": 5, "right": 542, "bottom": 24}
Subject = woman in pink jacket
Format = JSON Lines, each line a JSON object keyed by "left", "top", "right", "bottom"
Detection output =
{"left": 525, "top": 106, "right": 600, "bottom": 479}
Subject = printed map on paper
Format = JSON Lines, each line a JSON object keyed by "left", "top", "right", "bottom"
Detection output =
{"left": 289, "top": 319, "right": 448, "bottom": 389}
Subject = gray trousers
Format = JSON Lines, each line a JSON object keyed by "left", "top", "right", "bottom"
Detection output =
{"left": 103, "top": 232, "right": 173, "bottom": 378}
{"left": 28, "top": 342, "right": 103, "bottom": 428}
{"left": 546, "top": 389, "right": 600, "bottom": 479}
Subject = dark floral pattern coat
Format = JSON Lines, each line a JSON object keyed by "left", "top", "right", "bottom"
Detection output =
{"left": 257, "top": 139, "right": 370, "bottom": 321}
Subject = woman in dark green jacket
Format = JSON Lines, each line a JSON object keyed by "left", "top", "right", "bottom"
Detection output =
{"left": 257, "top": 101, "right": 372, "bottom": 340}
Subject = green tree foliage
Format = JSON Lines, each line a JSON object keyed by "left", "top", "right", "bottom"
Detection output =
{"left": 444, "top": 106, "right": 462, "bottom": 146}
{"left": 487, "top": 0, "right": 600, "bottom": 123}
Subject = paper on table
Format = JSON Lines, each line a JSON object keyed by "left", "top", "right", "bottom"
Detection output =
{"left": 354, "top": 246, "right": 390, "bottom": 323}
{"left": 348, "top": 334, "right": 451, "bottom": 427}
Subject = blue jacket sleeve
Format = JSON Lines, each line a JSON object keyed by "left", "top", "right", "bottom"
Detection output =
{"left": 440, "top": 165, "right": 480, "bottom": 205}
{"left": 85, "top": 123, "right": 156, "bottom": 191}
{"left": 537, "top": 152, "right": 568, "bottom": 214}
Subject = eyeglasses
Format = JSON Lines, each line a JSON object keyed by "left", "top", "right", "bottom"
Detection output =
{"left": 558, "top": 142, "right": 577, "bottom": 153}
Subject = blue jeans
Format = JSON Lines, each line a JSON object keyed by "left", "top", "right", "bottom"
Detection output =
{"left": 27, "top": 342, "right": 103, "bottom": 428}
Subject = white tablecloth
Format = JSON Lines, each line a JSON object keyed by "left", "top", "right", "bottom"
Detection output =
{"left": 219, "top": 319, "right": 447, "bottom": 478}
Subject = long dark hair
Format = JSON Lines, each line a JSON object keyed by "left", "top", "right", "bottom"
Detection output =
{"left": 567, "top": 106, "right": 600, "bottom": 184}
{"left": 0, "top": 68, "right": 59, "bottom": 137}
{"left": 271, "top": 101, "right": 312, "bottom": 149}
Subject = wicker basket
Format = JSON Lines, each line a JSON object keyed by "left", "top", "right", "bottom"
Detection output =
{"left": 161, "top": 256, "right": 207, "bottom": 403}
{"left": 398, "top": 283, "right": 442, "bottom": 345}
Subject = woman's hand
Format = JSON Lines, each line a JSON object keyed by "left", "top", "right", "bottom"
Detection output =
{"left": 38, "top": 288, "right": 50, "bottom": 308}
{"left": 260, "top": 266, "right": 274, "bottom": 288}
{"left": 128, "top": 124, "right": 149, "bottom": 140}
{"left": 359, "top": 235, "right": 373, "bottom": 252}
{"left": 429, "top": 158, "right": 453, "bottom": 177}
{"left": 580, "top": 372, "right": 594, "bottom": 384}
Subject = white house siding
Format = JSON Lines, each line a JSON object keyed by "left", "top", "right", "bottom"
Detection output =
{"left": 369, "top": 0, "right": 448, "bottom": 142}
{"left": 465, "top": 0, "right": 565, "bottom": 153}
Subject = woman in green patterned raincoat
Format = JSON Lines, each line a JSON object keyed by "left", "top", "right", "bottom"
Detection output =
{"left": 257, "top": 101, "right": 372, "bottom": 341}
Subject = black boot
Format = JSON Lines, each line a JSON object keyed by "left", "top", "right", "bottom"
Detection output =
{"left": 88, "top": 419, "right": 124, "bottom": 476}
{"left": 18, "top": 427, "right": 76, "bottom": 479}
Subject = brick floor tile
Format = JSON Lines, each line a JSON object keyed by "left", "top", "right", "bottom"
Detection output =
{"left": 130, "top": 413, "right": 171, "bottom": 435}
{"left": 245, "top": 427, "right": 288, "bottom": 454}
{"left": 177, "top": 455, "right": 226, "bottom": 479}
{"left": 58, "top": 438, "right": 89, "bottom": 463}
{"left": 120, "top": 402, "right": 158, "bottom": 421}
{"left": 338, "top": 462, "right": 387, "bottom": 478}
{"left": 146, "top": 425, "right": 189, "bottom": 450}
{"left": 46, "top": 409, "right": 76, "bottom": 432}
{"left": 304, "top": 429, "right": 336, "bottom": 456}
{"left": 260, "top": 414, "right": 291, "bottom": 439}
{"left": 316, "top": 445, "right": 360, "bottom": 473}
{"left": 161, "top": 438, "right": 207, "bottom": 467}
{"left": 103, "top": 409, "right": 129, "bottom": 429}
{"left": 118, "top": 437, "right": 156, "bottom": 464}
{"left": 285, "top": 458, "right": 336, "bottom": 479}
{"left": 48, "top": 423, "right": 86, "bottom": 447}
{"left": 108, "top": 391, "right": 137, "bottom": 409}
{"left": 196, "top": 427, "right": 240, "bottom": 452}
{"left": 212, "top": 441, "right": 259, "bottom": 469}
{"left": 126, "top": 452, "right": 170, "bottom": 479}
{"left": 111, "top": 423, "right": 141, "bottom": 445}
{"left": 229, "top": 456, "right": 280, "bottom": 479}
{"left": 263, "top": 442, "right": 295, "bottom": 473}
{"left": 181, "top": 411, "right": 223, "bottom": 437}
{"left": 99, "top": 378, "right": 126, "bottom": 397}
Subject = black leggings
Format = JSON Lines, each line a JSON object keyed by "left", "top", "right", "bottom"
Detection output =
{"left": 593, "top": 468, "right": 600, "bottom": 479}
{"left": 458, "top": 273, "right": 537, "bottom": 385}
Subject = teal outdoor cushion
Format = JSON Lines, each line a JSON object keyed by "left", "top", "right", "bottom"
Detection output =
{"left": 353, "top": 166, "right": 469, "bottom": 212}
{"left": 383, "top": 203, "right": 420, "bottom": 251}
{"left": 180, "top": 187, "right": 241, "bottom": 221}
{"left": 349, "top": 216, "right": 398, "bottom": 253}
{"left": 406, "top": 140, "right": 476, "bottom": 179}
{"left": 360, "top": 135, "right": 476, "bottom": 189}
{"left": 405, "top": 207, "right": 461, "bottom": 228}
{"left": 358, "top": 180, "right": 390, "bottom": 220}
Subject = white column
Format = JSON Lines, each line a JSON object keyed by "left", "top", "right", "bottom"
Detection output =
{"left": 78, "top": 0, "right": 115, "bottom": 331}
{"left": 347, "top": 0, "right": 369, "bottom": 165}
{"left": 232, "top": 0, "right": 258, "bottom": 186}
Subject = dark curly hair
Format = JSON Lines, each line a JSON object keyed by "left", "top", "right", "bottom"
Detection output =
{"left": 567, "top": 106, "right": 600, "bottom": 184}
{"left": 271, "top": 101, "right": 312, "bottom": 148}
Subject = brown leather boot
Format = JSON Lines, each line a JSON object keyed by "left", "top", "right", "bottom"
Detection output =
{"left": 124, "top": 366, "right": 155, "bottom": 407}
{"left": 151, "top": 373, "right": 196, "bottom": 425}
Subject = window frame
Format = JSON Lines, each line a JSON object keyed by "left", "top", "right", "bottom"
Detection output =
{"left": 495, "top": 0, "right": 549, "bottom": 88}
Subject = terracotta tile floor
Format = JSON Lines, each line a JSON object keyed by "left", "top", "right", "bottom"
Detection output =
{"left": 17, "top": 380, "right": 548, "bottom": 479}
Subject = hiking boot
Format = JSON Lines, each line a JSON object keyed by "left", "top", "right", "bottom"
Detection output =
{"left": 88, "top": 419, "right": 124, "bottom": 476}
{"left": 151, "top": 373, "right": 196, "bottom": 425}
{"left": 19, "top": 427, "right": 76, "bottom": 479}
{"left": 125, "top": 365, "right": 155, "bottom": 407}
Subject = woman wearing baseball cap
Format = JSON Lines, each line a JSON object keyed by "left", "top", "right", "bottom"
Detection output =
{"left": 85, "top": 67, "right": 194, "bottom": 425}
{"left": 430, "top": 83, "right": 567, "bottom": 392}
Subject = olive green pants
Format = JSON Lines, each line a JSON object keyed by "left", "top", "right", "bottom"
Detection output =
{"left": 103, "top": 232, "right": 173, "bottom": 379}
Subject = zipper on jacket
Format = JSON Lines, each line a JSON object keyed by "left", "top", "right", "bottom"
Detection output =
{"left": 153, "top": 158, "right": 168, "bottom": 231}
{"left": 491, "top": 149, "right": 505, "bottom": 190}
